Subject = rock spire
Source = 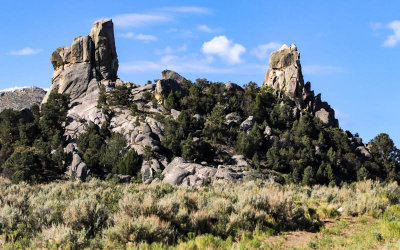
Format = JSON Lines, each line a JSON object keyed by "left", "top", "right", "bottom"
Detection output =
{"left": 263, "top": 44, "right": 338, "bottom": 127}
{"left": 42, "top": 19, "right": 118, "bottom": 104}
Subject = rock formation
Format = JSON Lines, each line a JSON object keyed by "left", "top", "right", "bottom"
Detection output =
{"left": 36, "top": 19, "right": 362, "bottom": 186}
{"left": 40, "top": 19, "right": 253, "bottom": 185}
{"left": 43, "top": 19, "right": 118, "bottom": 103}
{"left": 154, "top": 69, "right": 188, "bottom": 103}
{"left": 263, "top": 44, "right": 338, "bottom": 127}
{"left": 42, "top": 19, "right": 120, "bottom": 179}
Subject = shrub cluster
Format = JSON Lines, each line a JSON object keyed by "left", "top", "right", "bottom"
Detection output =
{"left": 0, "top": 178, "right": 398, "bottom": 248}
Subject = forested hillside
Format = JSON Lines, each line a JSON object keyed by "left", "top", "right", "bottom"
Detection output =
{"left": 0, "top": 19, "right": 399, "bottom": 186}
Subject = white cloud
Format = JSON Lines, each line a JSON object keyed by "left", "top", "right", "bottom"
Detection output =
{"left": 8, "top": 47, "right": 42, "bottom": 56}
{"left": 202, "top": 36, "right": 246, "bottom": 64}
{"left": 302, "top": 65, "right": 343, "bottom": 75}
{"left": 155, "top": 44, "right": 188, "bottom": 55}
{"left": 383, "top": 20, "right": 400, "bottom": 47}
{"left": 118, "top": 32, "right": 157, "bottom": 41}
{"left": 112, "top": 13, "right": 171, "bottom": 27}
{"left": 250, "top": 42, "right": 282, "bottom": 60}
{"left": 197, "top": 25, "right": 221, "bottom": 33}
{"left": 159, "top": 6, "right": 211, "bottom": 14}
{"left": 112, "top": 6, "right": 211, "bottom": 28}
{"left": 135, "top": 34, "right": 157, "bottom": 41}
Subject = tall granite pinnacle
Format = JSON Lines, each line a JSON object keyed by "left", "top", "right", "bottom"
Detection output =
{"left": 42, "top": 19, "right": 118, "bottom": 104}
{"left": 263, "top": 44, "right": 338, "bottom": 127}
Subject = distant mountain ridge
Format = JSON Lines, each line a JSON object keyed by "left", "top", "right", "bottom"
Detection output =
{"left": 0, "top": 86, "right": 46, "bottom": 112}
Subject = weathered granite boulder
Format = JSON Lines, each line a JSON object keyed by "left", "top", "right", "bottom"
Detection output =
{"left": 225, "top": 81, "right": 243, "bottom": 92}
{"left": 161, "top": 69, "right": 187, "bottom": 85}
{"left": 171, "top": 109, "right": 181, "bottom": 119}
{"left": 162, "top": 158, "right": 192, "bottom": 185}
{"left": 240, "top": 116, "right": 255, "bottom": 132}
{"left": 65, "top": 143, "right": 88, "bottom": 179}
{"left": 356, "top": 146, "right": 372, "bottom": 158}
{"left": 162, "top": 157, "right": 217, "bottom": 186}
{"left": 141, "top": 161, "right": 153, "bottom": 184}
{"left": 213, "top": 165, "right": 247, "bottom": 184}
{"left": 231, "top": 155, "right": 248, "bottom": 167}
{"left": 225, "top": 112, "right": 241, "bottom": 126}
{"left": 264, "top": 126, "right": 272, "bottom": 136}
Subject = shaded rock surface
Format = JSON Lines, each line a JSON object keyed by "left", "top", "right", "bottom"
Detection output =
{"left": 263, "top": 44, "right": 338, "bottom": 127}
{"left": 155, "top": 69, "right": 188, "bottom": 103}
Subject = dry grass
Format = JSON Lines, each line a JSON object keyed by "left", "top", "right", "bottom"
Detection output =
{"left": 0, "top": 177, "right": 398, "bottom": 248}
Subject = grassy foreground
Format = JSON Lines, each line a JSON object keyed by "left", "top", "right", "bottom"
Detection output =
{"left": 0, "top": 178, "right": 399, "bottom": 249}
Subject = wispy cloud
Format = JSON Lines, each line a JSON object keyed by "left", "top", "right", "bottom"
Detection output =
{"left": 112, "top": 13, "right": 171, "bottom": 27}
{"left": 197, "top": 25, "right": 222, "bottom": 33}
{"left": 383, "top": 20, "right": 400, "bottom": 47}
{"left": 155, "top": 44, "right": 188, "bottom": 55}
{"left": 202, "top": 36, "right": 246, "bottom": 64}
{"left": 371, "top": 20, "right": 400, "bottom": 47}
{"left": 302, "top": 65, "right": 344, "bottom": 75}
{"left": 166, "top": 28, "right": 195, "bottom": 38}
{"left": 250, "top": 42, "right": 282, "bottom": 60}
{"left": 8, "top": 47, "right": 42, "bottom": 56}
{"left": 118, "top": 32, "right": 157, "bottom": 41}
{"left": 120, "top": 54, "right": 265, "bottom": 75}
{"left": 135, "top": 34, "right": 157, "bottom": 41}
{"left": 112, "top": 6, "right": 211, "bottom": 28}
{"left": 158, "top": 6, "right": 211, "bottom": 14}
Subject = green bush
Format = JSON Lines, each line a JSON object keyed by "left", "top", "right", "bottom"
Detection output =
{"left": 117, "top": 149, "right": 142, "bottom": 176}
{"left": 2, "top": 148, "right": 45, "bottom": 183}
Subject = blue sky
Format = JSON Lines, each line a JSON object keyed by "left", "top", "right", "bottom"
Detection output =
{"left": 1, "top": 0, "right": 399, "bottom": 146}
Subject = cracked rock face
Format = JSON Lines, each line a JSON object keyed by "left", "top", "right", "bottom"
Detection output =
{"left": 43, "top": 19, "right": 118, "bottom": 104}
{"left": 42, "top": 19, "right": 119, "bottom": 179}
{"left": 263, "top": 44, "right": 338, "bottom": 127}
{"left": 264, "top": 44, "right": 303, "bottom": 99}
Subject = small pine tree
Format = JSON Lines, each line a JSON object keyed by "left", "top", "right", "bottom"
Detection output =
{"left": 117, "top": 149, "right": 142, "bottom": 176}
{"left": 302, "top": 166, "right": 315, "bottom": 186}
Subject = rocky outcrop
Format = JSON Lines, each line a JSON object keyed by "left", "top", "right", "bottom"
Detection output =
{"left": 263, "top": 44, "right": 338, "bottom": 127}
{"left": 264, "top": 44, "right": 303, "bottom": 99}
{"left": 34, "top": 19, "right": 348, "bottom": 185}
{"left": 225, "top": 112, "right": 241, "bottom": 126}
{"left": 90, "top": 19, "right": 118, "bottom": 80}
{"left": 41, "top": 19, "right": 119, "bottom": 178}
{"left": 0, "top": 87, "right": 46, "bottom": 112}
{"left": 162, "top": 157, "right": 250, "bottom": 187}
{"left": 155, "top": 70, "right": 187, "bottom": 103}
{"left": 240, "top": 116, "right": 255, "bottom": 132}
{"left": 43, "top": 19, "right": 118, "bottom": 104}
{"left": 161, "top": 70, "right": 187, "bottom": 85}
